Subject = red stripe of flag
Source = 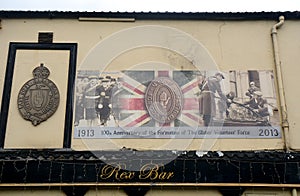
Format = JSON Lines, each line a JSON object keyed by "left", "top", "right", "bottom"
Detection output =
{"left": 125, "top": 113, "right": 149, "bottom": 127}
{"left": 158, "top": 71, "right": 169, "bottom": 77}
{"left": 183, "top": 98, "right": 199, "bottom": 110}
{"left": 182, "top": 80, "right": 200, "bottom": 93}
{"left": 159, "top": 123, "right": 171, "bottom": 127}
{"left": 183, "top": 113, "right": 200, "bottom": 122}
{"left": 122, "top": 82, "right": 144, "bottom": 95}
{"left": 120, "top": 98, "right": 145, "bottom": 110}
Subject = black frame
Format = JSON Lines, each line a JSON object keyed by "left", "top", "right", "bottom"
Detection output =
{"left": 0, "top": 42, "right": 77, "bottom": 148}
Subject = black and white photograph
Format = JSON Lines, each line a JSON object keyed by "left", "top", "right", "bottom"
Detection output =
{"left": 198, "top": 70, "right": 279, "bottom": 127}
{"left": 74, "top": 71, "right": 123, "bottom": 127}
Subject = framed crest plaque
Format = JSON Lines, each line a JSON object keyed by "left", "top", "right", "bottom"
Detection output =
{"left": 0, "top": 42, "right": 77, "bottom": 148}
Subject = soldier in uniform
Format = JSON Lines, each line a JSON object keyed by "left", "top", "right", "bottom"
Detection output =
{"left": 199, "top": 72, "right": 227, "bottom": 126}
{"left": 95, "top": 77, "right": 103, "bottom": 125}
{"left": 83, "top": 75, "right": 100, "bottom": 126}
{"left": 111, "top": 77, "right": 123, "bottom": 126}
{"left": 96, "top": 78, "right": 113, "bottom": 126}
{"left": 74, "top": 76, "right": 89, "bottom": 126}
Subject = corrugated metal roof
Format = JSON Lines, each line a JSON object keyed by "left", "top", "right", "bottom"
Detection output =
{"left": 0, "top": 10, "right": 300, "bottom": 20}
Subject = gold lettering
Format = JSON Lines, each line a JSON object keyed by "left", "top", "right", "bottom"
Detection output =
{"left": 159, "top": 171, "right": 174, "bottom": 180}
{"left": 100, "top": 163, "right": 135, "bottom": 181}
{"left": 119, "top": 171, "right": 135, "bottom": 180}
{"left": 100, "top": 163, "right": 174, "bottom": 181}
{"left": 139, "top": 164, "right": 174, "bottom": 180}
{"left": 139, "top": 164, "right": 159, "bottom": 180}
{"left": 100, "top": 164, "right": 119, "bottom": 180}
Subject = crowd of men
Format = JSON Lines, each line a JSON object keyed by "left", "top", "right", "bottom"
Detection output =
{"left": 74, "top": 75, "right": 122, "bottom": 127}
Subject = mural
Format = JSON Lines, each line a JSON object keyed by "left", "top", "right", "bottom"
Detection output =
{"left": 73, "top": 69, "right": 281, "bottom": 139}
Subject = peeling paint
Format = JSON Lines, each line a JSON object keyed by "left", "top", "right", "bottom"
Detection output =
{"left": 217, "top": 151, "right": 224, "bottom": 157}
{"left": 196, "top": 151, "right": 208, "bottom": 157}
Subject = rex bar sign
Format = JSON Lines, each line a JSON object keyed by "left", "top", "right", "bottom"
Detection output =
{"left": 99, "top": 163, "right": 174, "bottom": 181}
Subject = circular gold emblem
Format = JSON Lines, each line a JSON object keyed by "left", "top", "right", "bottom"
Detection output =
{"left": 17, "top": 64, "right": 60, "bottom": 126}
{"left": 145, "top": 77, "right": 183, "bottom": 123}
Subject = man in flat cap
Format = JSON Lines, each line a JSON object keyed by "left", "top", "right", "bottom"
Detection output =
{"left": 245, "top": 81, "right": 260, "bottom": 98}
{"left": 199, "top": 72, "right": 227, "bottom": 126}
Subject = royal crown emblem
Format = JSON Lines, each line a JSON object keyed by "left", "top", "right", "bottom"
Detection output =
{"left": 17, "top": 63, "right": 60, "bottom": 126}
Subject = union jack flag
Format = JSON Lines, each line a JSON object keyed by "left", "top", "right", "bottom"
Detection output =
{"left": 115, "top": 70, "right": 203, "bottom": 127}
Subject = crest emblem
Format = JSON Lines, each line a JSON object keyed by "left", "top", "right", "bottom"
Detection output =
{"left": 144, "top": 77, "right": 183, "bottom": 123}
{"left": 17, "top": 63, "right": 60, "bottom": 126}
